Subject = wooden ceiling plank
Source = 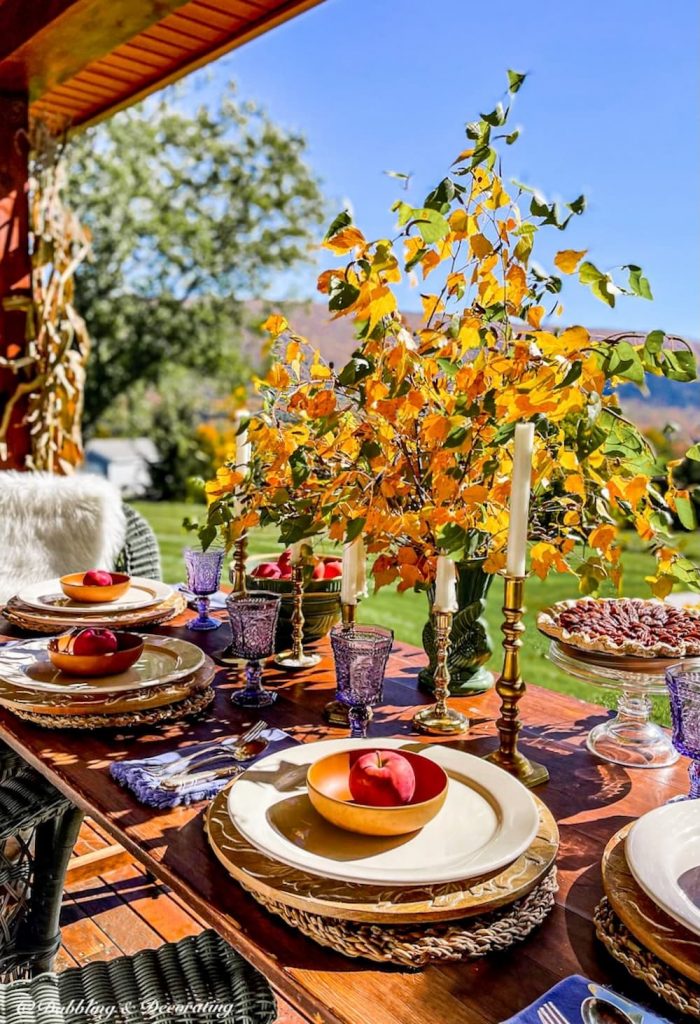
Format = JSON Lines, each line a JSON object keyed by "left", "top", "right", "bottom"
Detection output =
{"left": 170, "top": 5, "right": 244, "bottom": 31}
{"left": 30, "top": 0, "right": 325, "bottom": 130}
{"left": 99, "top": 51, "right": 170, "bottom": 74}
{"left": 1, "top": 0, "right": 195, "bottom": 98}
{"left": 144, "top": 21, "right": 221, "bottom": 48}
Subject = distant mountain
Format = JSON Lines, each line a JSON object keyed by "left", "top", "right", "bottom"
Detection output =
{"left": 242, "top": 301, "right": 699, "bottom": 442}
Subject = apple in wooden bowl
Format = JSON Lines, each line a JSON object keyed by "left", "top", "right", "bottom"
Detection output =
{"left": 48, "top": 629, "right": 144, "bottom": 677}
{"left": 306, "top": 748, "right": 449, "bottom": 836}
{"left": 59, "top": 570, "right": 131, "bottom": 604}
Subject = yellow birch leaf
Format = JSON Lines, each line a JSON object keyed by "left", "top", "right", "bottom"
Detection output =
{"left": 262, "top": 314, "right": 288, "bottom": 336}
{"left": 469, "top": 233, "right": 493, "bottom": 259}
{"left": 323, "top": 226, "right": 366, "bottom": 254}
{"left": 554, "top": 249, "right": 587, "bottom": 274}
{"left": 526, "top": 305, "right": 545, "bottom": 328}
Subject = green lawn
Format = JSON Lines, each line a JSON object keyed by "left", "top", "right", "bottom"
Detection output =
{"left": 132, "top": 500, "right": 700, "bottom": 725}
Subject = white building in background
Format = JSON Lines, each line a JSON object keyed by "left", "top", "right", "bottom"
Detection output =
{"left": 82, "top": 438, "right": 159, "bottom": 498}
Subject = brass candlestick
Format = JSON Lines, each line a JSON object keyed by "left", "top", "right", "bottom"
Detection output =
{"left": 229, "top": 533, "right": 248, "bottom": 593}
{"left": 413, "top": 609, "right": 469, "bottom": 735}
{"left": 324, "top": 601, "right": 357, "bottom": 724}
{"left": 484, "top": 573, "right": 549, "bottom": 787}
{"left": 275, "top": 563, "right": 321, "bottom": 669}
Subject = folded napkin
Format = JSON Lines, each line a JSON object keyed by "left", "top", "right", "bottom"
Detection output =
{"left": 109, "top": 727, "right": 295, "bottom": 809}
{"left": 504, "top": 974, "right": 669, "bottom": 1023}
{"left": 178, "top": 584, "right": 228, "bottom": 611}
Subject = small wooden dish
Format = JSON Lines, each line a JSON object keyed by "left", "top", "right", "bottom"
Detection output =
{"left": 59, "top": 572, "right": 131, "bottom": 604}
{"left": 48, "top": 632, "right": 144, "bottom": 677}
{"left": 307, "top": 749, "right": 448, "bottom": 837}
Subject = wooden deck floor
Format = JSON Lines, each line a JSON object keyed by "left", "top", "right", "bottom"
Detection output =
{"left": 56, "top": 818, "right": 302, "bottom": 1023}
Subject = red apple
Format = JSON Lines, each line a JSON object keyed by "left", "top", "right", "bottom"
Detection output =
{"left": 348, "top": 750, "right": 416, "bottom": 807}
{"left": 277, "top": 549, "right": 292, "bottom": 570}
{"left": 278, "top": 563, "right": 292, "bottom": 579}
{"left": 323, "top": 560, "right": 343, "bottom": 579}
{"left": 71, "top": 628, "right": 119, "bottom": 656}
{"left": 252, "top": 562, "right": 281, "bottom": 579}
{"left": 83, "top": 569, "right": 113, "bottom": 587}
{"left": 311, "top": 561, "right": 325, "bottom": 580}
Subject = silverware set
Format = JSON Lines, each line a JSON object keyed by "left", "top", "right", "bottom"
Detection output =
{"left": 152, "top": 720, "right": 269, "bottom": 790}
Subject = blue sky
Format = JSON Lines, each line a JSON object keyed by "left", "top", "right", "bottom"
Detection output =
{"left": 184, "top": 0, "right": 699, "bottom": 336}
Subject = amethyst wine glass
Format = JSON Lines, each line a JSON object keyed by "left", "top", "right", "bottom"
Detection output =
{"left": 330, "top": 624, "right": 393, "bottom": 738}
{"left": 184, "top": 547, "right": 225, "bottom": 631}
{"left": 226, "top": 591, "right": 281, "bottom": 707}
{"left": 665, "top": 661, "right": 700, "bottom": 799}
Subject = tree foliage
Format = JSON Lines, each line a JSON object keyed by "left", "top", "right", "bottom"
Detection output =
{"left": 65, "top": 85, "right": 324, "bottom": 432}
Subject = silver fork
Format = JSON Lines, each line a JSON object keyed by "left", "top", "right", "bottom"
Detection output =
{"left": 145, "top": 720, "right": 267, "bottom": 778}
{"left": 538, "top": 1003, "right": 572, "bottom": 1024}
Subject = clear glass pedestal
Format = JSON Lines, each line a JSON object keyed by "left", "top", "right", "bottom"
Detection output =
{"left": 547, "top": 641, "right": 679, "bottom": 769}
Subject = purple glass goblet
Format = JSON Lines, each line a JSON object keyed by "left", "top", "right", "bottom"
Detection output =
{"left": 665, "top": 661, "right": 700, "bottom": 800}
{"left": 184, "top": 547, "right": 225, "bottom": 631}
{"left": 226, "top": 591, "right": 281, "bottom": 707}
{"left": 330, "top": 624, "right": 394, "bottom": 738}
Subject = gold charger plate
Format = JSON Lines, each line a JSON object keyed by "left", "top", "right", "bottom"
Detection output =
{"left": 2, "top": 590, "right": 187, "bottom": 633}
{"left": 0, "top": 656, "right": 215, "bottom": 715}
{"left": 205, "top": 787, "right": 558, "bottom": 925}
{"left": 602, "top": 825, "right": 700, "bottom": 984}
{"left": 0, "top": 635, "right": 204, "bottom": 695}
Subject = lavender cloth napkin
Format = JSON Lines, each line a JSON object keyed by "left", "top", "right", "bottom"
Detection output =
{"left": 503, "top": 974, "right": 670, "bottom": 1023}
{"left": 109, "top": 727, "right": 296, "bottom": 809}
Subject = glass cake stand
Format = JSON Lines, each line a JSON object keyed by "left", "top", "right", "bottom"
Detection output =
{"left": 547, "top": 640, "right": 679, "bottom": 768}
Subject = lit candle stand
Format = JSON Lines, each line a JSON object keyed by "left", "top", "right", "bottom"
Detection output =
{"left": 275, "top": 542, "right": 321, "bottom": 670}
{"left": 484, "top": 422, "right": 549, "bottom": 787}
{"left": 324, "top": 538, "right": 365, "bottom": 724}
{"left": 412, "top": 555, "right": 469, "bottom": 735}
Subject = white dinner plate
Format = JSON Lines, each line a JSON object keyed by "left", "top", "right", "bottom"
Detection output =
{"left": 627, "top": 803, "right": 700, "bottom": 937}
{"left": 17, "top": 577, "right": 172, "bottom": 614}
{"left": 0, "top": 636, "right": 204, "bottom": 694}
{"left": 226, "top": 738, "right": 539, "bottom": 886}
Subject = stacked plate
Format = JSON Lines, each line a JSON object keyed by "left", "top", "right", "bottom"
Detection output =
{"left": 3, "top": 576, "right": 186, "bottom": 633}
{"left": 206, "top": 738, "right": 558, "bottom": 928}
{"left": 0, "top": 634, "right": 215, "bottom": 728}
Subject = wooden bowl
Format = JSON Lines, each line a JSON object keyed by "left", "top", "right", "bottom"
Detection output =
{"left": 48, "top": 632, "right": 144, "bottom": 677}
{"left": 307, "top": 749, "right": 449, "bottom": 836}
{"left": 59, "top": 572, "right": 131, "bottom": 604}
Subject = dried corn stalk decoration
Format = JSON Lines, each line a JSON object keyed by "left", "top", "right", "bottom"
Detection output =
{"left": 0, "top": 121, "right": 91, "bottom": 472}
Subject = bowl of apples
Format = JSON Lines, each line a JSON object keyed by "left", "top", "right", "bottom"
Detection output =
{"left": 307, "top": 748, "right": 449, "bottom": 836}
{"left": 247, "top": 552, "right": 342, "bottom": 648}
{"left": 59, "top": 569, "right": 131, "bottom": 604}
{"left": 48, "top": 628, "right": 144, "bottom": 677}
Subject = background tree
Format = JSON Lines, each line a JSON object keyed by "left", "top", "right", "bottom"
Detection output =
{"left": 65, "top": 84, "right": 324, "bottom": 435}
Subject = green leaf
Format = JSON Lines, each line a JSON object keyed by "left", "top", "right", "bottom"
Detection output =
{"left": 606, "top": 341, "right": 645, "bottom": 385}
{"left": 410, "top": 208, "right": 450, "bottom": 243}
{"left": 662, "top": 348, "right": 697, "bottom": 382}
{"left": 567, "top": 194, "right": 586, "bottom": 215}
{"left": 578, "top": 260, "right": 604, "bottom": 285}
{"left": 643, "top": 329, "right": 665, "bottom": 354}
{"left": 424, "top": 178, "right": 456, "bottom": 212}
{"left": 444, "top": 424, "right": 469, "bottom": 449}
{"left": 437, "top": 358, "right": 460, "bottom": 378}
{"left": 675, "top": 494, "right": 697, "bottom": 530}
{"left": 328, "top": 280, "right": 360, "bottom": 312}
{"left": 555, "top": 362, "right": 583, "bottom": 389}
{"left": 505, "top": 129, "right": 520, "bottom": 145}
{"left": 625, "top": 264, "right": 653, "bottom": 300}
{"left": 198, "top": 524, "right": 217, "bottom": 551}
{"left": 345, "top": 517, "right": 366, "bottom": 543}
{"left": 338, "top": 354, "right": 374, "bottom": 386}
{"left": 686, "top": 443, "right": 700, "bottom": 462}
{"left": 392, "top": 200, "right": 414, "bottom": 226}
{"left": 324, "top": 210, "right": 352, "bottom": 241}
{"left": 507, "top": 70, "right": 527, "bottom": 94}
{"left": 481, "top": 102, "right": 507, "bottom": 127}
{"left": 289, "top": 447, "right": 310, "bottom": 487}
{"left": 405, "top": 244, "right": 429, "bottom": 272}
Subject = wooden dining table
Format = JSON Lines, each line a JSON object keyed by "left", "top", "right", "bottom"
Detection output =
{"left": 0, "top": 608, "right": 689, "bottom": 1024}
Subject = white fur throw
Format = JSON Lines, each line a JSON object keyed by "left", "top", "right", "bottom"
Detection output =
{"left": 0, "top": 471, "right": 127, "bottom": 604}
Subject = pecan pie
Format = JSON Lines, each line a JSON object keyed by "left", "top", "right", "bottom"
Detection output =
{"left": 537, "top": 597, "right": 700, "bottom": 658}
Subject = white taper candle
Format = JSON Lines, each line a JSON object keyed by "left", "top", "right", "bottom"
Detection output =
{"left": 341, "top": 539, "right": 360, "bottom": 606}
{"left": 434, "top": 554, "right": 458, "bottom": 613}
{"left": 354, "top": 537, "right": 367, "bottom": 599}
{"left": 506, "top": 422, "right": 535, "bottom": 577}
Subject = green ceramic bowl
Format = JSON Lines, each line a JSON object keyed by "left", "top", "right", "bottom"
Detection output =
{"left": 246, "top": 556, "right": 342, "bottom": 648}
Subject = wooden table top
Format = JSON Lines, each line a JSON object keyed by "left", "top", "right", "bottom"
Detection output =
{"left": 0, "top": 612, "right": 689, "bottom": 1024}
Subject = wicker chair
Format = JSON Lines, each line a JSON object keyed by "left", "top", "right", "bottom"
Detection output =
{"left": 0, "top": 504, "right": 161, "bottom": 977}
{"left": 0, "top": 930, "right": 277, "bottom": 1024}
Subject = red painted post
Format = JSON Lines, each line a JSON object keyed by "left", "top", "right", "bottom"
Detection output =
{"left": 0, "top": 91, "right": 32, "bottom": 470}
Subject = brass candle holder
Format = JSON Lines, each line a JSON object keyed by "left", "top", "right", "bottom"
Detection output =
{"left": 484, "top": 573, "right": 549, "bottom": 787}
{"left": 412, "top": 609, "right": 469, "bottom": 735}
{"left": 324, "top": 602, "right": 357, "bottom": 725}
{"left": 275, "top": 562, "right": 321, "bottom": 670}
{"left": 229, "top": 533, "right": 248, "bottom": 594}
